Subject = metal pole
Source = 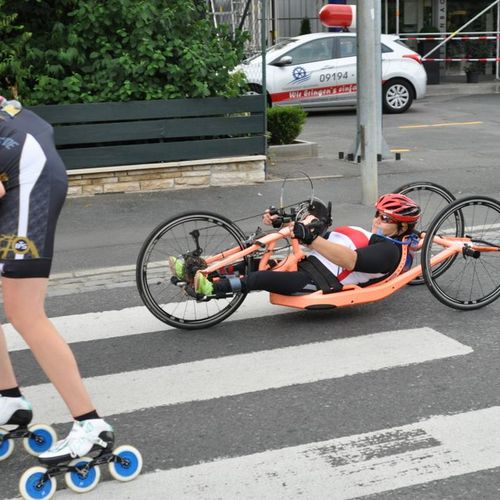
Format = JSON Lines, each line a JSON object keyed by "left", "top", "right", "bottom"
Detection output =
{"left": 358, "top": 1, "right": 379, "bottom": 204}
{"left": 424, "top": 0, "right": 500, "bottom": 60}
{"left": 497, "top": 1, "right": 500, "bottom": 79}
{"left": 261, "top": 0, "right": 268, "bottom": 163}
{"left": 384, "top": 0, "right": 388, "bottom": 34}
{"left": 396, "top": 0, "right": 400, "bottom": 35}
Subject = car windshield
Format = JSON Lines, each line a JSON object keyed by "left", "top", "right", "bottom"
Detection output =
{"left": 242, "top": 38, "right": 297, "bottom": 64}
{"left": 267, "top": 38, "right": 297, "bottom": 53}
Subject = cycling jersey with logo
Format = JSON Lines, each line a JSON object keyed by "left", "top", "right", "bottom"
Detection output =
{"left": 310, "top": 226, "right": 401, "bottom": 285}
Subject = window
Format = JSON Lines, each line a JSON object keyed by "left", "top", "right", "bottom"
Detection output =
{"left": 338, "top": 37, "right": 357, "bottom": 58}
{"left": 286, "top": 38, "right": 335, "bottom": 65}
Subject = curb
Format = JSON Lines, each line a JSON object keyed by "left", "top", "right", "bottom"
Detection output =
{"left": 268, "top": 140, "right": 319, "bottom": 160}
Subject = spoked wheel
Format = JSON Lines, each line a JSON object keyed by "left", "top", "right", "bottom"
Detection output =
{"left": 396, "top": 181, "right": 463, "bottom": 284}
{"left": 422, "top": 196, "right": 500, "bottom": 310}
{"left": 137, "top": 211, "right": 249, "bottom": 330}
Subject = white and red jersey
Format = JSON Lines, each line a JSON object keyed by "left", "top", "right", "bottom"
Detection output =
{"left": 309, "top": 226, "right": 388, "bottom": 285}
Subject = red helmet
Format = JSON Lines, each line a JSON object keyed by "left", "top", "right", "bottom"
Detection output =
{"left": 375, "top": 193, "right": 421, "bottom": 223}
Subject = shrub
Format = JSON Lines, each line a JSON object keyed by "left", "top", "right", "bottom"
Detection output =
{"left": 299, "top": 17, "right": 311, "bottom": 36}
{"left": 2, "top": 0, "right": 248, "bottom": 104}
{"left": 0, "top": 0, "right": 31, "bottom": 99}
{"left": 267, "top": 106, "right": 307, "bottom": 145}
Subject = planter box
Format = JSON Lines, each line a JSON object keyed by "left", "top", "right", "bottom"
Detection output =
{"left": 268, "top": 140, "right": 318, "bottom": 160}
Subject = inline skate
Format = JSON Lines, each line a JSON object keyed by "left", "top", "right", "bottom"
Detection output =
{"left": 0, "top": 395, "right": 57, "bottom": 461}
{"left": 19, "top": 418, "right": 143, "bottom": 499}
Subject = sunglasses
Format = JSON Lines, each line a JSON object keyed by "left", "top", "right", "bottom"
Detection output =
{"left": 374, "top": 211, "right": 396, "bottom": 224}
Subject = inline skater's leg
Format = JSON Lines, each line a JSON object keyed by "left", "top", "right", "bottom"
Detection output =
{"left": 2, "top": 277, "right": 95, "bottom": 418}
{"left": 0, "top": 325, "right": 18, "bottom": 390}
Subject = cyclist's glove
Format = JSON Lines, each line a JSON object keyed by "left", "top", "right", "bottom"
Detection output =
{"left": 293, "top": 219, "right": 327, "bottom": 245}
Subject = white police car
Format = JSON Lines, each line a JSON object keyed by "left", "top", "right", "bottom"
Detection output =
{"left": 238, "top": 32, "right": 427, "bottom": 113}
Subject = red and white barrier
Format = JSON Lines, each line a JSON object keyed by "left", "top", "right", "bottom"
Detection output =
{"left": 423, "top": 57, "right": 500, "bottom": 62}
{"left": 403, "top": 35, "right": 500, "bottom": 41}
{"left": 319, "top": 4, "right": 356, "bottom": 30}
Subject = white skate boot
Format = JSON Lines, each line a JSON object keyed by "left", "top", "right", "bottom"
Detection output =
{"left": 0, "top": 396, "right": 57, "bottom": 461}
{"left": 39, "top": 418, "right": 114, "bottom": 465}
{"left": 0, "top": 395, "right": 32, "bottom": 426}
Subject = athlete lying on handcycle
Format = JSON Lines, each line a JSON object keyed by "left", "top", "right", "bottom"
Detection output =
{"left": 170, "top": 193, "right": 421, "bottom": 298}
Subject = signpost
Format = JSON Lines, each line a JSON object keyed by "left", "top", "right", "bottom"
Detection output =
{"left": 320, "top": 2, "right": 385, "bottom": 204}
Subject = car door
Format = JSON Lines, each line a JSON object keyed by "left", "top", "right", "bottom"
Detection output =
{"left": 328, "top": 35, "right": 358, "bottom": 105}
{"left": 269, "top": 37, "right": 338, "bottom": 107}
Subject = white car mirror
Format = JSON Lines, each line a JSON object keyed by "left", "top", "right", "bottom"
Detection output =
{"left": 273, "top": 56, "right": 293, "bottom": 67}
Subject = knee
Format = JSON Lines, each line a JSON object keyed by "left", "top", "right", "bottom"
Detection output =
{"left": 4, "top": 301, "right": 45, "bottom": 333}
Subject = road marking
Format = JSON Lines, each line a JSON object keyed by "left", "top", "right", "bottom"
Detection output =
{"left": 390, "top": 148, "right": 412, "bottom": 153}
{"left": 22, "top": 328, "right": 471, "bottom": 424}
{"left": 4, "top": 291, "right": 286, "bottom": 352}
{"left": 266, "top": 174, "right": 343, "bottom": 183}
{"left": 52, "top": 405, "right": 500, "bottom": 500}
{"left": 399, "top": 121, "right": 482, "bottom": 129}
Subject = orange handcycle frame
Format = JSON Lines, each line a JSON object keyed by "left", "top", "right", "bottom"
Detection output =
{"left": 198, "top": 214, "right": 498, "bottom": 311}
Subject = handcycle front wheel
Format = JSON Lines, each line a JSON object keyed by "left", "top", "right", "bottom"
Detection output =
{"left": 422, "top": 196, "right": 500, "bottom": 310}
{"left": 395, "top": 181, "right": 463, "bottom": 285}
{"left": 136, "top": 211, "right": 249, "bottom": 330}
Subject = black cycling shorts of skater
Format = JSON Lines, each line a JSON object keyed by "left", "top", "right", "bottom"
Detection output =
{"left": 0, "top": 99, "right": 68, "bottom": 278}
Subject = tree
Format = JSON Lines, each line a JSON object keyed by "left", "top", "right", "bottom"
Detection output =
{"left": 0, "top": 0, "right": 32, "bottom": 99}
{"left": 2, "top": 0, "right": 248, "bottom": 104}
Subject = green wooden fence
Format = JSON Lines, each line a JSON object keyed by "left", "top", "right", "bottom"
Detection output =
{"left": 30, "top": 95, "right": 266, "bottom": 170}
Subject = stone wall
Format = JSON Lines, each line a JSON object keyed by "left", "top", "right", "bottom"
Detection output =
{"left": 67, "top": 155, "right": 266, "bottom": 197}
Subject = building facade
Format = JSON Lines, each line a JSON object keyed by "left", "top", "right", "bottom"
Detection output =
{"left": 210, "top": 1, "right": 499, "bottom": 80}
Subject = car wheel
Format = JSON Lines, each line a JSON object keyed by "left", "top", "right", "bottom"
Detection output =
{"left": 247, "top": 84, "right": 272, "bottom": 107}
{"left": 382, "top": 78, "right": 413, "bottom": 114}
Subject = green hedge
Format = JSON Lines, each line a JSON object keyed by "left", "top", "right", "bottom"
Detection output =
{"left": 1, "top": 0, "right": 248, "bottom": 104}
{"left": 267, "top": 106, "right": 307, "bottom": 145}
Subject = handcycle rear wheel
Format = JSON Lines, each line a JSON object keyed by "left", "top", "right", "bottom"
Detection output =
{"left": 396, "top": 181, "right": 463, "bottom": 285}
{"left": 136, "top": 211, "right": 249, "bottom": 329}
{"left": 421, "top": 196, "right": 500, "bottom": 310}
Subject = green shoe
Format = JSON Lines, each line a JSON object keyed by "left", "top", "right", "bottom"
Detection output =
{"left": 195, "top": 272, "right": 214, "bottom": 296}
{"left": 169, "top": 256, "right": 185, "bottom": 280}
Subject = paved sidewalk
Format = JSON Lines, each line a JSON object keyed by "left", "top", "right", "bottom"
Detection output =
{"left": 425, "top": 80, "right": 500, "bottom": 96}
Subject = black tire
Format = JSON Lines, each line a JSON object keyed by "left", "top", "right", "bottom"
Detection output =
{"left": 136, "top": 212, "right": 249, "bottom": 330}
{"left": 422, "top": 196, "right": 500, "bottom": 310}
{"left": 383, "top": 78, "right": 414, "bottom": 114}
{"left": 396, "top": 181, "right": 462, "bottom": 285}
{"left": 247, "top": 84, "right": 272, "bottom": 107}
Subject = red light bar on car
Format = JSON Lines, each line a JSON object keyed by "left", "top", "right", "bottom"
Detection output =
{"left": 319, "top": 4, "right": 357, "bottom": 29}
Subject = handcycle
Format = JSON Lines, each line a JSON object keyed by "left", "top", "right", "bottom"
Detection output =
{"left": 136, "top": 181, "right": 500, "bottom": 330}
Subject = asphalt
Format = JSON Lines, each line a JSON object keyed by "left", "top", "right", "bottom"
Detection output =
{"left": 424, "top": 79, "right": 500, "bottom": 96}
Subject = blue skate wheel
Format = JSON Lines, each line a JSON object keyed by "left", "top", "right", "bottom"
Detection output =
{"left": 0, "top": 431, "right": 15, "bottom": 461}
{"left": 23, "top": 425, "right": 57, "bottom": 456}
{"left": 108, "top": 445, "right": 143, "bottom": 482}
{"left": 19, "top": 466, "right": 56, "bottom": 500}
{"left": 64, "top": 457, "right": 101, "bottom": 493}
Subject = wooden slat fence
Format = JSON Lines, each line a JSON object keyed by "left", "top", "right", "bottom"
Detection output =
{"left": 30, "top": 95, "right": 266, "bottom": 170}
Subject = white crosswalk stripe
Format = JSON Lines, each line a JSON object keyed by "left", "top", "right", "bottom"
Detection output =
{"left": 53, "top": 406, "right": 500, "bottom": 500}
{"left": 4, "top": 292, "right": 283, "bottom": 352}
{"left": 21, "top": 326, "right": 471, "bottom": 425}
{"left": 3, "top": 296, "right": 495, "bottom": 500}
